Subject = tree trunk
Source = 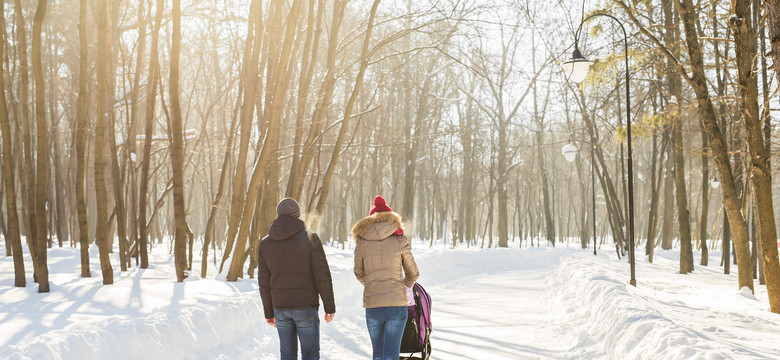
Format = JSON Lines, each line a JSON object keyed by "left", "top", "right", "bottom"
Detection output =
{"left": 660, "top": 132, "right": 675, "bottom": 250}
{"left": 0, "top": 188, "right": 8, "bottom": 256}
{"left": 289, "top": 0, "right": 347, "bottom": 201}
{"left": 759, "top": 0, "right": 771, "bottom": 287}
{"left": 32, "top": 0, "right": 50, "bottom": 292}
{"left": 733, "top": 0, "right": 780, "bottom": 313}
{"left": 723, "top": 210, "right": 731, "bottom": 274}
{"left": 247, "top": 191, "right": 264, "bottom": 279}
{"left": 286, "top": 0, "right": 323, "bottom": 198}
{"left": 0, "top": 0, "right": 25, "bottom": 287}
{"left": 672, "top": 102, "right": 693, "bottom": 274}
{"left": 311, "top": 0, "right": 382, "bottom": 231}
{"left": 765, "top": 0, "right": 780, "bottom": 88}
{"left": 95, "top": 0, "right": 114, "bottom": 285}
{"left": 109, "top": 71, "right": 128, "bottom": 271}
{"left": 662, "top": 0, "right": 692, "bottom": 271}
{"left": 139, "top": 0, "right": 164, "bottom": 270}
{"left": 227, "top": 0, "right": 304, "bottom": 281}
{"left": 699, "top": 128, "right": 710, "bottom": 266}
{"left": 616, "top": 0, "right": 755, "bottom": 293}
{"left": 123, "top": 0, "right": 149, "bottom": 270}
{"left": 169, "top": 0, "right": 189, "bottom": 282}
{"left": 52, "top": 134, "right": 67, "bottom": 248}
{"left": 536, "top": 131, "right": 554, "bottom": 247}
{"left": 458, "top": 87, "right": 476, "bottom": 246}
{"left": 713, "top": 0, "right": 728, "bottom": 273}
{"left": 220, "top": 0, "right": 264, "bottom": 273}
{"left": 200, "top": 99, "right": 239, "bottom": 278}
{"left": 75, "top": 0, "right": 91, "bottom": 277}
{"left": 645, "top": 131, "right": 663, "bottom": 262}
{"left": 15, "top": 0, "right": 40, "bottom": 283}
{"left": 676, "top": 0, "right": 752, "bottom": 290}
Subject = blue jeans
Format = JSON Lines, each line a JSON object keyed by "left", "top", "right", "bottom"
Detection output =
{"left": 365, "top": 306, "right": 408, "bottom": 360}
{"left": 274, "top": 308, "right": 320, "bottom": 360}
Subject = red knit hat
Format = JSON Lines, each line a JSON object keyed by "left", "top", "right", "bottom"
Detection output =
{"left": 369, "top": 195, "right": 393, "bottom": 215}
{"left": 368, "top": 195, "right": 404, "bottom": 235}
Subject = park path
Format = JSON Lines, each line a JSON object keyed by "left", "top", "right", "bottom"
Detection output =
{"left": 423, "top": 267, "right": 568, "bottom": 360}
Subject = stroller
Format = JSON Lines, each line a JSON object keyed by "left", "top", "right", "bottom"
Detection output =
{"left": 399, "top": 283, "right": 432, "bottom": 360}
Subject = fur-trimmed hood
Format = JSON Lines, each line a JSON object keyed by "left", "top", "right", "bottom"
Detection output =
{"left": 351, "top": 211, "right": 403, "bottom": 240}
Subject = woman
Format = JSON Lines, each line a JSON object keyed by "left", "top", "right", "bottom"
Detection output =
{"left": 352, "top": 195, "right": 420, "bottom": 360}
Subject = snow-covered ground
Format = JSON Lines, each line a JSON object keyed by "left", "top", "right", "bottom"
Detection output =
{"left": 1, "top": 239, "right": 779, "bottom": 359}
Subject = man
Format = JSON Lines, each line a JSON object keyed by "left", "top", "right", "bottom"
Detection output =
{"left": 258, "top": 198, "right": 336, "bottom": 360}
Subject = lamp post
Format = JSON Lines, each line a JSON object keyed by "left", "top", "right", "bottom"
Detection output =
{"left": 710, "top": 177, "right": 720, "bottom": 189}
{"left": 565, "top": 13, "right": 635, "bottom": 286}
{"left": 562, "top": 143, "right": 577, "bottom": 162}
{"left": 562, "top": 142, "right": 598, "bottom": 255}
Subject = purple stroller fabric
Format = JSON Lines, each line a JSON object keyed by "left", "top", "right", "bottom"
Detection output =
{"left": 400, "top": 283, "right": 432, "bottom": 359}
{"left": 409, "top": 283, "right": 432, "bottom": 346}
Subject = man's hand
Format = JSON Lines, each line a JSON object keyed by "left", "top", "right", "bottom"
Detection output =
{"left": 324, "top": 313, "right": 335, "bottom": 323}
{"left": 266, "top": 318, "right": 276, "bottom": 327}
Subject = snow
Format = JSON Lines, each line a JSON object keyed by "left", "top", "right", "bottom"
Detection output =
{"left": 1, "top": 239, "right": 780, "bottom": 359}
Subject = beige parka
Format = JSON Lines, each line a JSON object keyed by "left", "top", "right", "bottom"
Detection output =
{"left": 351, "top": 211, "right": 419, "bottom": 308}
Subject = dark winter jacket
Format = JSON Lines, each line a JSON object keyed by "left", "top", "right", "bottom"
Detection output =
{"left": 352, "top": 211, "right": 419, "bottom": 308}
{"left": 257, "top": 216, "right": 335, "bottom": 319}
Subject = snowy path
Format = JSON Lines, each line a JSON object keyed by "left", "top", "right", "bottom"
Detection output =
{"left": 318, "top": 247, "right": 580, "bottom": 360}
{"left": 4, "top": 243, "right": 780, "bottom": 359}
{"left": 426, "top": 269, "right": 563, "bottom": 359}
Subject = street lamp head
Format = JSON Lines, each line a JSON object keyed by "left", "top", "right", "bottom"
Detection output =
{"left": 562, "top": 143, "right": 578, "bottom": 162}
{"left": 710, "top": 177, "right": 720, "bottom": 189}
{"left": 562, "top": 47, "right": 591, "bottom": 83}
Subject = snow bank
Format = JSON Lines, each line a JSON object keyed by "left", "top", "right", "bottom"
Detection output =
{"left": 1, "top": 292, "right": 266, "bottom": 360}
{"left": 547, "top": 252, "right": 777, "bottom": 359}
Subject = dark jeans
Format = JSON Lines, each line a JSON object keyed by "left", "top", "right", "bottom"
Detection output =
{"left": 365, "top": 306, "right": 408, "bottom": 360}
{"left": 274, "top": 308, "right": 320, "bottom": 360}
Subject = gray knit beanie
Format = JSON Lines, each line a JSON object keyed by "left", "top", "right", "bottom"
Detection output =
{"left": 276, "top": 198, "right": 301, "bottom": 218}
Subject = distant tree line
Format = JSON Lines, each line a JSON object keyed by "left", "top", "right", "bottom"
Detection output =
{"left": 0, "top": 0, "right": 779, "bottom": 313}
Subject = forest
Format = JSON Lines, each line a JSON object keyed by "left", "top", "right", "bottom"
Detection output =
{"left": 1, "top": 0, "right": 780, "bottom": 314}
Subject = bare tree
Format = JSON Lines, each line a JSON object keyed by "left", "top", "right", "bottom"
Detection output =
{"left": 286, "top": 0, "right": 324, "bottom": 199}
{"left": 0, "top": 0, "right": 25, "bottom": 287}
{"left": 220, "top": 0, "right": 264, "bottom": 273}
{"left": 108, "top": 8, "right": 130, "bottom": 272}
{"left": 139, "top": 0, "right": 165, "bottom": 270}
{"left": 616, "top": 0, "right": 754, "bottom": 291}
{"left": 288, "top": 0, "right": 347, "bottom": 201}
{"left": 227, "top": 0, "right": 305, "bottom": 281}
{"left": 169, "top": 0, "right": 190, "bottom": 282}
{"left": 74, "top": 0, "right": 91, "bottom": 278}
{"left": 732, "top": 0, "right": 780, "bottom": 313}
{"left": 95, "top": 0, "right": 114, "bottom": 285}
{"left": 309, "top": 0, "right": 382, "bottom": 231}
{"left": 14, "top": 0, "right": 40, "bottom": 282}
{"left": 32, "top": 0, "right": 50, "bottom": 292}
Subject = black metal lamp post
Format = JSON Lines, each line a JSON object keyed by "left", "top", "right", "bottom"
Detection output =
{"left": 565, "top": 13, "right": 636, "bottom": 286}
{"left": 589, "top": 138, "right": 597, "bottom": 256}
